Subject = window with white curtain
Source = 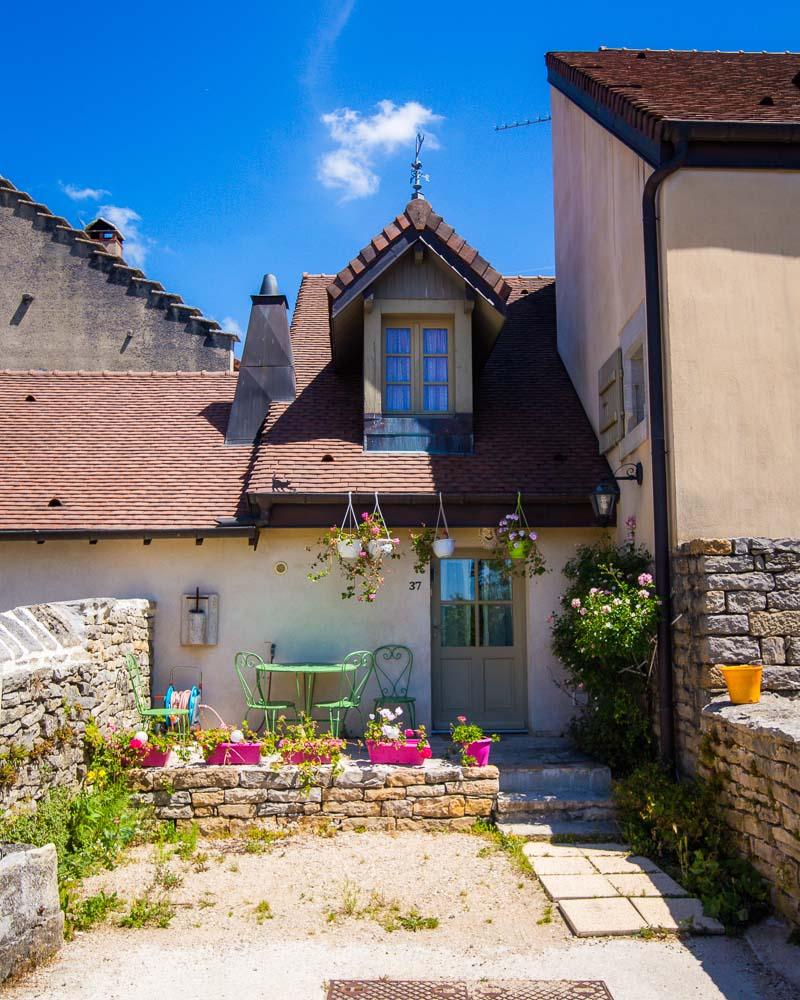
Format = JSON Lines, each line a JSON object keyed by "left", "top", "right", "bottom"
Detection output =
{"left": 383, "top": 317, "right": 453, "bottom": 414}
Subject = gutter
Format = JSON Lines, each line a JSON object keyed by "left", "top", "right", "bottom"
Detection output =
{"left": 0, "top": 525, "right": 258, "bottom": 542}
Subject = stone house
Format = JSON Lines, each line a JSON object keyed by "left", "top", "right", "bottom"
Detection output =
{"left": 0, "top": 175, "right": 237, "bottom": 371}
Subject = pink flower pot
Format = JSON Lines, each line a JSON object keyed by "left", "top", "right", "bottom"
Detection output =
{"left": 206, "top": 742, "right": 262, "bottom": 765}
{"left": 367, "top": 740, "right": 432, "bottom": 766}
{"left": 464, "top": 738, "right": 492, "bottom": 766}
{"left": 138, "top": 747, "right": 171, "bottom": 768}
{"left": 282, "top": 751, "right": 334, "bottom": 765}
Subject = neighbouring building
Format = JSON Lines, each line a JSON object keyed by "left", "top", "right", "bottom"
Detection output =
{"left": 0, "top": 175, "right": 237, "bottom": 371}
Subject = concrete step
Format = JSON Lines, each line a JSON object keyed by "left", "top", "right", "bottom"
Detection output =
{"left": 495, "top": 817, "right": 621, "bottom": 841}
{"left": 498, "top": 762, "right": 612, "bottom": 797}
{"left": 495, "top": 791, "right": 617, "bottom": 822}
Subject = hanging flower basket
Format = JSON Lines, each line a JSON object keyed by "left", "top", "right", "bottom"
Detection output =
{"left": 491, "top": 493, "right": 547, "bottom": 578}
{"left": 411, "top": 494, "right": 454, "bottom": 572}
{"left": 337, "top": 538, "right": 361, "bottom": 560}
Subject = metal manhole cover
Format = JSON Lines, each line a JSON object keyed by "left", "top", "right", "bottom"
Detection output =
{"left": 327, "top": 983, "right": 613, "bottom": 1000}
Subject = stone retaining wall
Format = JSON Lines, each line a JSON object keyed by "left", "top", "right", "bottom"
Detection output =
{"left": 699, "top": 696, "right": 800, "bottom": 928}
{"left": 130, "top": 759, "right": 500, "bottom": 834}
{"left": 0, "top": 598, "right": 154, "bottom": 810}
{"left": 672, "top": 538, "right": 800, "bottom": 774}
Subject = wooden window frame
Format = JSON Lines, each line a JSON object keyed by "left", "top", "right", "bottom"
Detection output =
{"left": 381, "top": 315, "right": 455, "bottom": 415}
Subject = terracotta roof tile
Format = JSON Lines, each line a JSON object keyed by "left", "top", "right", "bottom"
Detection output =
{"left": 249, "top": 274, "right": 608, "bottom": 498}
{"left": 547, "top": 50, "right": 800, "bottom": 144}
{"left": 326, "top": 199, "right": 512, "bottom": 305}
{"left": 0, "top": 372, "right": 249, "bottom": 531}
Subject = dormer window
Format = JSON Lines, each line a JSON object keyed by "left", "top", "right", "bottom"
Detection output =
{"left": 383, "top": 318, "right": 452, "bottom": 414}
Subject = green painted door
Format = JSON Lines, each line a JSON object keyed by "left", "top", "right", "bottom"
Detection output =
{"left": 431, "top": 554, "right": 527, "bottom": 731}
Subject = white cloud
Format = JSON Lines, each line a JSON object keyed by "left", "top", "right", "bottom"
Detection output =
{"left": 59, "top": 182, "right": 110, "bottom": 201}
{"left": 318, "top": 100, "right": 442, "bottom": 201}
{"left": 98, "top": 204, "right": 149, "bottom": 267}
{"left": 220, "top": 316, "right": 243, "bottom": 337}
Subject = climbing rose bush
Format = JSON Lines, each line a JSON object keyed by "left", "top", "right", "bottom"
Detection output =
{"left": 567, "top": 572, "right": 659, "bottom": 671}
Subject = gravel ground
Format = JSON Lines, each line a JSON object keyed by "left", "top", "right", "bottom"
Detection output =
{"left": 4, "top": 830, "right": 793, "bottom": 1000}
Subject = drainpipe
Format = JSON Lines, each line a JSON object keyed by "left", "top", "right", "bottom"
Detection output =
{"left": 642, "top": 137, "right": 688, "bottom": 768}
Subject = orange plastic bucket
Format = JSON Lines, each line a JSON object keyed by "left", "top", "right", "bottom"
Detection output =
{"left": 720, "top": 665, "right": 762, "bottom": 704}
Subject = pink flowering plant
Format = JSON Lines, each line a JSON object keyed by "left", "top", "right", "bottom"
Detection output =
{"left": 364, "top": 707, "right": 429, "bottom": 749}
{"left": 491, "top": 495, "right": 547, "bottom": 579}
{"left": 308, "top": 511, "right": 401, "bottom": 602}
{"left": 551, "top": 537, "right": 659, "bottom": 773}
{"left": 449, "top": 715, "right": 499, "bottom": 766}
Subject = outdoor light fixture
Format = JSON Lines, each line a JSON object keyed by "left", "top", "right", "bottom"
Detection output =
{"left": 589, "top": 462, "right": 644, "bottom": 525}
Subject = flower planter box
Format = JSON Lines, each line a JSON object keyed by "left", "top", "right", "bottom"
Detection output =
{"left": 367, "top": 739, "right": 432, "bottom": 766}
{"left": 463, "top": 738, "right": 493, "bottom": 766}
{"left": 205, "top": 742, "right": 263, "bottom": 765}
{"left": 138, "top": 747, "right": 172, "bottom": 768}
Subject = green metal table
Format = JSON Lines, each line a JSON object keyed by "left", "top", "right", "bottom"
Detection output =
{"left": 255, "top": 662, "right": 356, "bottom": 718}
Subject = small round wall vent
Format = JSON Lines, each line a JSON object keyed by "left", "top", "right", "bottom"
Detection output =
{"left": 321, "top": 454, "right": 334, "bottom": 463}
{"left": 274, "top": 560, "right": 288, "bottom": 576}
{"left": 47, "top": 498, "right": 63, "bottom": 508}
{"left": 25, "top": 394, "right": 36, "bottom": 402}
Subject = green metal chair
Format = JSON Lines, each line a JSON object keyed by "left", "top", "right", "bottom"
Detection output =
{"left": 372, "top": 645, "right": 416, "bottom": 729}
{"left": 235, "top": 651, "right": 296, "bottom": 732}
{"left": 124, "top": 653, "right": 190, "bottom": 731}
{"left": 311, "top": 650, "right": 374, "bottom": 738}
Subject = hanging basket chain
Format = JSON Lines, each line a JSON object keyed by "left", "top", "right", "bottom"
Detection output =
{"left": 435, "top": 491, "right": 450, "bottom": 538}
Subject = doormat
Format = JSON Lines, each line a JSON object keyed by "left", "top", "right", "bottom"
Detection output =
{"left": 327, "top": 982, "right": 613, "bottom": 1000}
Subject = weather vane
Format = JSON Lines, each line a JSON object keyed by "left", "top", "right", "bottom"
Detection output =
{"left": 410, "top": 132, "right": 429, "bottom": 200}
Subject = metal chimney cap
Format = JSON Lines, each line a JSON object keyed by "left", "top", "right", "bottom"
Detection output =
{"left": 259, "top": 274, "right": 280, "bottom": 295}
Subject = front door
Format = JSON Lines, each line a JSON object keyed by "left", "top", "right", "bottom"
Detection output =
{"left": 431, "top": 554, "right": 527, "bottom": 731}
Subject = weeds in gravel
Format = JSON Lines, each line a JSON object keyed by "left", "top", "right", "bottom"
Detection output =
{"left": 172, "top": 823, "right": 199, "bottom": 861}
{"left": 254, "top": 900, "right": 274, "bottom": 923}
{"left": 470, "top": 819, "right": 534, "bottom": 879}
{"left": 244, "top": 828, "right": 289, "bottom": 854}
{"left": 120, "top": 849, "right": 180, "bottom": 929}
{"left": 66, "top": 890, "right": 121, "bottom": 938}
{"left": 537, "top": 903, "right": 553, "bottom": 925}
{"left": 326, "top": 882, "right": 438, "bottom": 933}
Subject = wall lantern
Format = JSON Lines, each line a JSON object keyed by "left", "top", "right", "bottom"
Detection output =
{"left": 589, "top": 462, "right": 644, "bottom": 526}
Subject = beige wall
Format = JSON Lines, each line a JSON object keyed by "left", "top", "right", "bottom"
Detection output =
{"left": 659, "top": 169, "right": 800, "bottom": 541}
{"left": 550, "top": 87, "right": 655, "bottom": 552}
{"left": 0, "top": 526, "right": 603, "bottom": 735}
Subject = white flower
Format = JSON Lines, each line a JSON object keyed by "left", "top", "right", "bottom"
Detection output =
{"left": 369, "top": 713, "right": 375, "bottom": 720}
{"left": 379, "top": 708, "right": 393, "bottom": 719}
{"left": 395, "top": 706, "right": 402, "bottom": 715}
{"left": 134, "top": 730, "right": 148, "bottom": 745}
{"left": 230, "top": 729, "right": 245, "bottom": 744}
{"left": 381, "top": 724, "right": 401, "bottom": 740}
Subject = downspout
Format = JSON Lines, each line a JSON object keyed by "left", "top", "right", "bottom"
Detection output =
{"left": 642, "top": 137, "right": 688, "bottom": 768}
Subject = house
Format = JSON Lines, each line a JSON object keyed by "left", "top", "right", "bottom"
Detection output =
{"left": 546, "top": 49, "right": 800, "bottom": 759}
{"left": 0, "top": 191, "right": 610, "bottom": 734}
{"left": 0, "top": 175, "right": 236, "bottom": 371}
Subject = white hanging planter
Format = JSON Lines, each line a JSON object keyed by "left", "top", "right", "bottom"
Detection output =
{"left": 433, "top": 537, "right": 456, "bottom": 558}
{"left": 337, "top": 538, "right": 361, "bottom": 560}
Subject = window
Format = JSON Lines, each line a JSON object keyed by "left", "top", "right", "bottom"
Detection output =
{"left": 626, "top": 344, "right": 646, "bottom": 431}
{"left": 383, "top": 317, "right": 453, "bottom": 414}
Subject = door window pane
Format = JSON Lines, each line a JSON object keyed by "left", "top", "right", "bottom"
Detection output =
{"left": 441, "top": 605, "right": 475, "bottom": 647}
{"left": 480, "top": 605, "right": 514, "bottom": 646}
{"left": 478, "top": 561, "right": 512, "bottom": 601}
{"left": 440, "top": 559, "right": 474, "bottom": 601}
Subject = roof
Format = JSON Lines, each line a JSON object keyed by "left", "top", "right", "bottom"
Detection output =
{"left": 326, "top": 198, "right": 512, "bottom": 307}
{"left": 249, "top": 274, "right": 608, "bottom": 501}
{"left": 547, "top": 49, "right": 800, "bottom": 151}
{"left": 0, "top": 372, "right": 251, "bottom": 533}
{"left": 0, "top": 175, "right": 238, "bottom": 341}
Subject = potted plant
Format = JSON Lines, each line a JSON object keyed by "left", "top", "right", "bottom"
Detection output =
{"left": 450, "top": 716, "right": 499, "bottom": 767}
{"left": 491, "top": 494, "right": 547, "bottom": 578}
{"left": 365, "top": 707, "right": 432, "bottom": 765}
{"left": 195, "top": 722, "right": 266, "bottom": 765}
{"left": 277, "top": 716, "right": 346, "bottom": 765}
{"left": 126, "top": 727, "right": 194, "bottom": 768}
{"left": 720, "top": 664, "right": 763, "bottom": 704}
{"left": 410, "top": 495, "right": 455, "bottom": 572}
{"left": 308, "top": 509, "right": 400, "bottom": 602}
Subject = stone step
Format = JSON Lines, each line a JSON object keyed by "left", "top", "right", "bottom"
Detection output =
{"left": 495, "top": 817, "right": 621, "bottom": 841}
{"left": 495, "top": 791, "right": 617, "bottom": 822}
{"left": 498, "top": 762, "right": 612, "bottom": 797}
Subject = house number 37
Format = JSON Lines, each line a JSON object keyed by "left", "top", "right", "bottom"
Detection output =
{"left": 408, "top": 581, "right": 422, "bottom": 591}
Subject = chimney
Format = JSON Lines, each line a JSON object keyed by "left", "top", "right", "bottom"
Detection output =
{"left": 84, "top": 217, "right": 124, "bottom": 258}
{"left": 225, "top": 274, "right": 296, "bottom": 446}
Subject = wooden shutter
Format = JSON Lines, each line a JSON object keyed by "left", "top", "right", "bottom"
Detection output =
{"left": 598, "top": 348, "right": 624, "bottom": 454}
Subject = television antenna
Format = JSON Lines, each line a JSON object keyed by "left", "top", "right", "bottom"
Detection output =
{"left": 494, "top": 114, "right": 551, "bottom": 132}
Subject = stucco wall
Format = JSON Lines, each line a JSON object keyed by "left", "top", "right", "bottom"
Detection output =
{"left": 659, "top": 168, "right": 800, "bottom": 542}
{"left": 0, "top": 195, "right": 232, "bottom": 371}
{"left": 0, "top": 527, "right": 602, "bottom": 735}
{"left": 550, "top": 88, "right": 655, "bottom": 552}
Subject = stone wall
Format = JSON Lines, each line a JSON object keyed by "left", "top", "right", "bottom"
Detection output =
{"left": 130, "top": 759, "right": 500, "bottom": 834}
{"left": 699, "top": 696, "right": 800, "bottom": 928}
{"left": 672, "top": 537, "right": 800, "bottom": 774}
{"left": 0, "top": 598, "right": 154, "bottom": 810}
{"left": 0, "top": 843, "right": 63, "bottom": 984}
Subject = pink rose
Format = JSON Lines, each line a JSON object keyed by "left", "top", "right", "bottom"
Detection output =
{"left": 129, "top": 737, "right": 144, "bottom": 750}
{"left": 404, "top": 729, "right": 415, "bottom": 739}
{"left": 457, "top": 715, "right": 467, "bottom": 724}
{"left": 638, "top": 573, "right": 653, "bottom": 587}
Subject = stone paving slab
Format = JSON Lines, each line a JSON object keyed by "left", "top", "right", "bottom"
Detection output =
{"left": 573, "top": 844, "right": 630, "bottom": 855}
{"left": 605, "top": 872, "right": 688, "bottom": 898}
{"left": 495, "top": 819, "right": 620, "bottom": 840}
{"left": 537, "top": 873, "right": 619, "bottom": 900}
{"left": 558, "top": 897, "right": 649, "bottom": 937}
{"left": 588, "top": 855, "right": 661, "bottom": 875}
{"left": 531, "top": 856, "right": 598, "bottom": 876}
{"left": 522, "top": 842, "right": 586, "bottom": 858}
{"left": 631, "top": 896, "right": 725, "bottom": 934}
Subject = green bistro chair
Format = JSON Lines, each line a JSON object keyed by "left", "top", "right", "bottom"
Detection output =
{"left": 124, "top": 653, "right": 190, "bottom": 731}
{"left": 311, "top": 650, "right": 374, "bottom": 738}
{"left": 372, "top": 645, "right": 416, "bottom": 729}
{"left": 235, "top": 651, "right": 296, "bottom": 732}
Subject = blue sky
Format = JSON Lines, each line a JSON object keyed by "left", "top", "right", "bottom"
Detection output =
{"left": 1, "top": 1, "right": 796, "bottom": 349}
